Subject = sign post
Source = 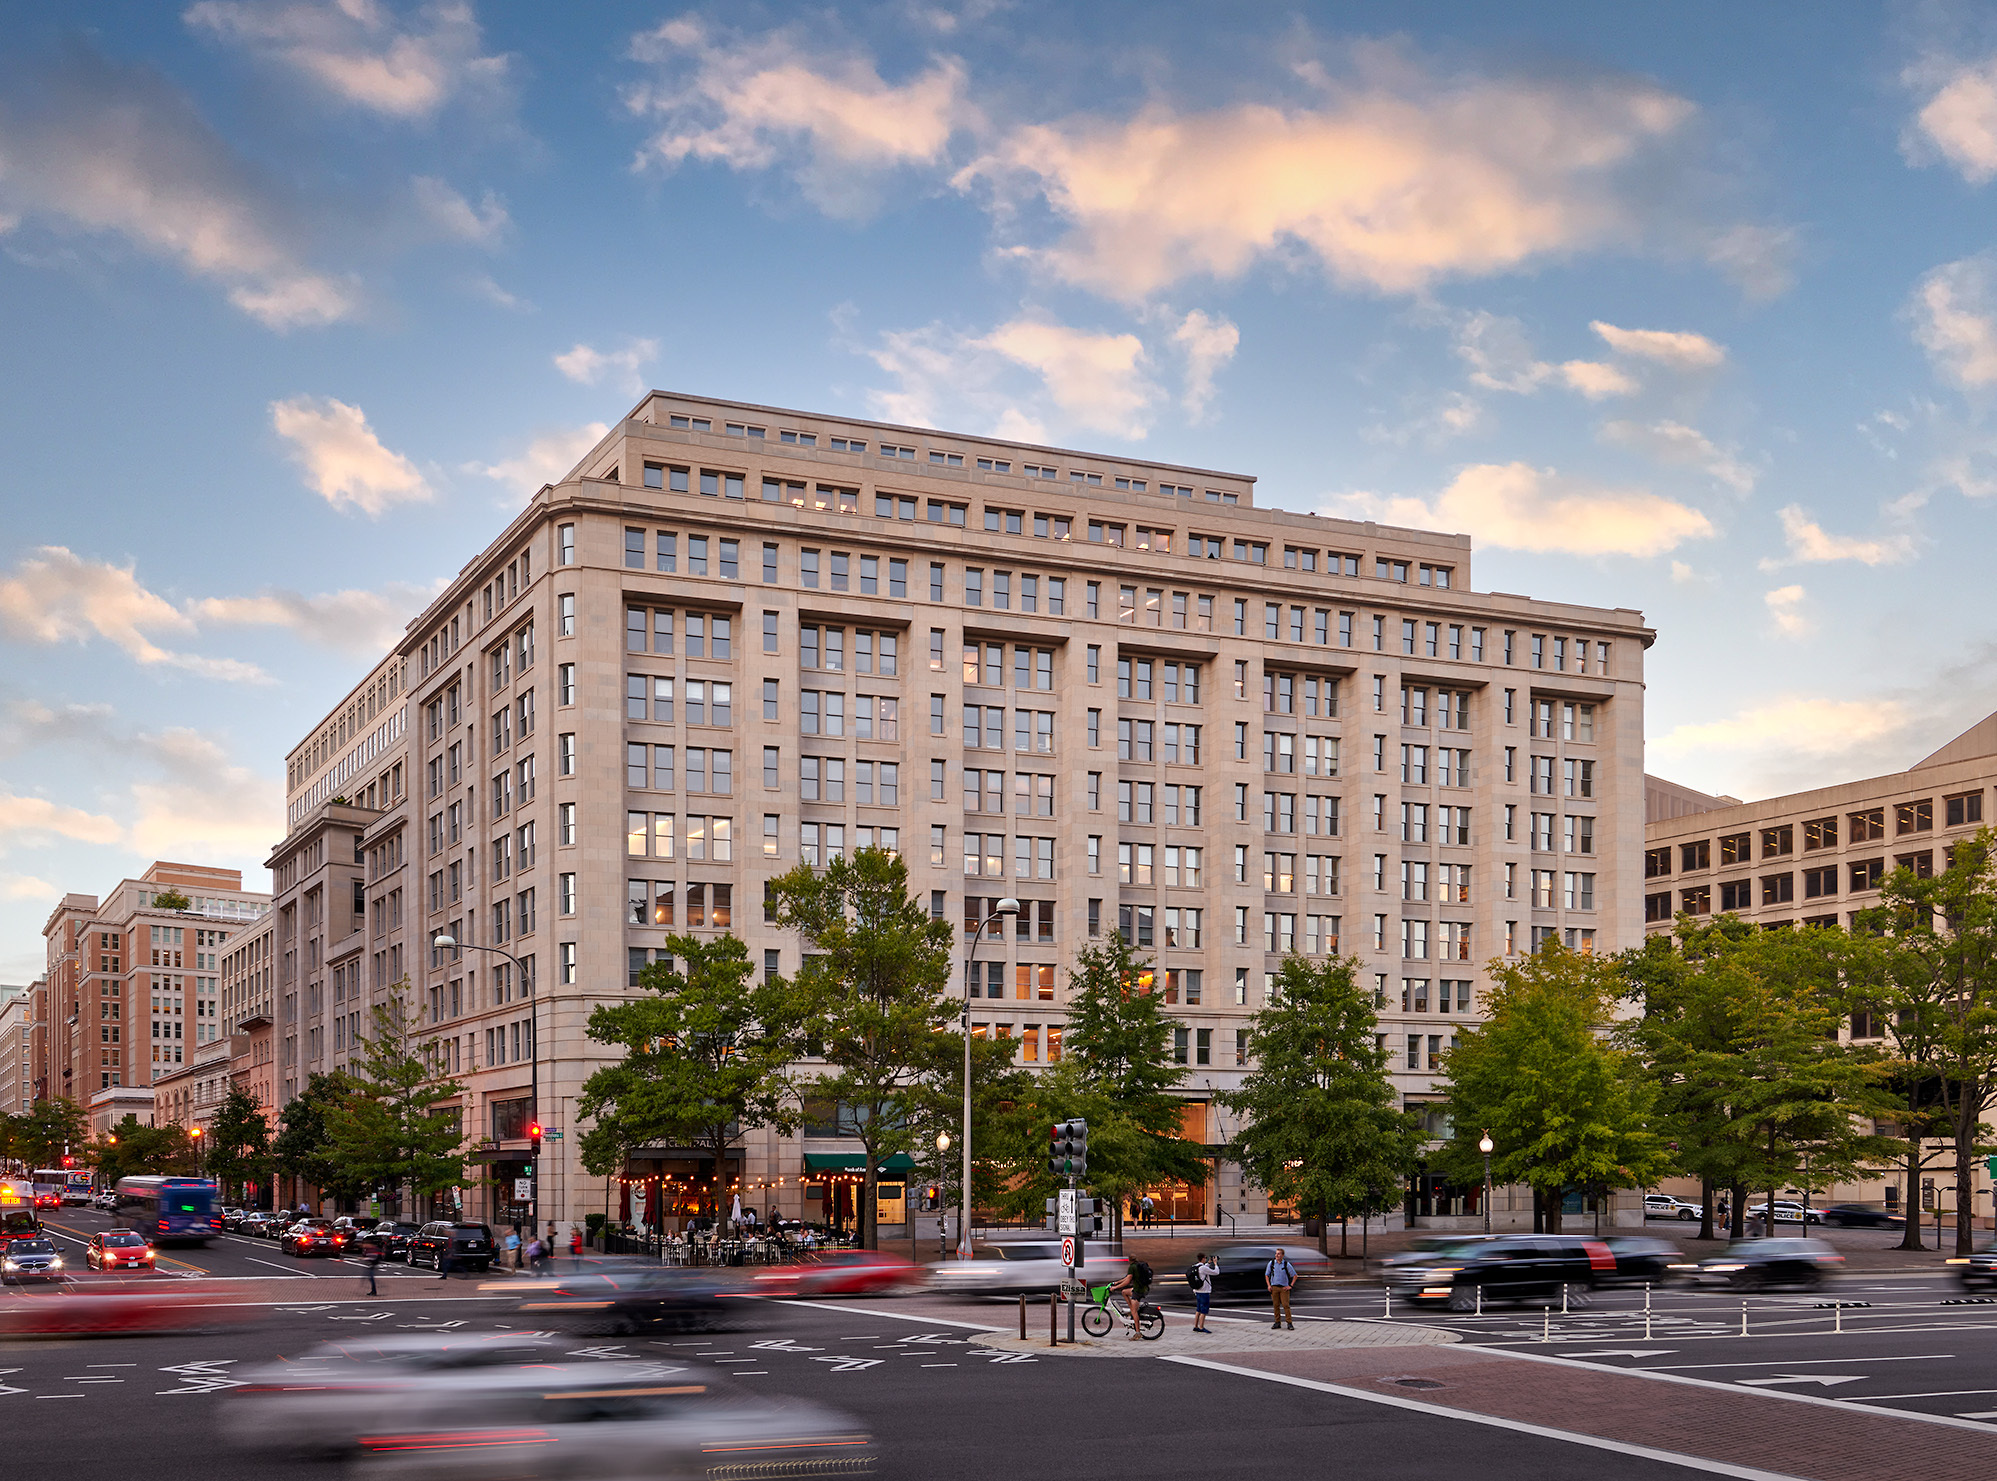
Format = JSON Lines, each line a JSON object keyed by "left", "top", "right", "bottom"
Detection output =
{"left": 1049, "top": 1119, "right": 1089, "bottom": 1342}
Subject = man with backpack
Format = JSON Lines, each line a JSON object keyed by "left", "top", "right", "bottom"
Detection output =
{"left": 1265, "top": 1250, "right": 1298, "bottom": 1329}
{"left": 1105, "top": 1256, "right": 1155, "bottom": 1340}
{"left": 1188, "top": 1253, "right": 1219, "bottom": 1332}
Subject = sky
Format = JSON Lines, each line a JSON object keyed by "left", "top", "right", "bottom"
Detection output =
{"left": 4, "top": 0, "right": 1997, "bottom": 979}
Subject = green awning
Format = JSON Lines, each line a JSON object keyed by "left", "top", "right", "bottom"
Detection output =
{"left": 802, "top": 1152, "right": 916, "bottom": 1173}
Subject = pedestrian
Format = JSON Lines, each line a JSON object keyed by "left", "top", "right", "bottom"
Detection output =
{"left": 1141, "top": 1194, "right": 1155, "bottom": 1228}
{"left": 435, "top": 1241, "right": 454, "bottom": 1283}
{"left": 1191, "top": 1252, "right": 1219, "bottom": 1333}
{"left": 505, "top": 1227, "right": 521, "bottom": 1270}
{"left": 525, "top": 1234, "right": 543, "bottom": 1272}
{"left": 362, "top": 1236, "right": 382, "bottom": 1296}
{"left": 546, "top": 1223, "right": 559, "bottom": 1272}
{"left": 1264, "top": 1249, "right": 1297, "bottom": 1330}
{"left": 569, "top": 1227, "right": 583, "bottom": 1268}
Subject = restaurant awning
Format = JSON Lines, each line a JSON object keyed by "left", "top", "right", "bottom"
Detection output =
{"left": 802, "top": 1152, "right": 916, "bottom": 1173}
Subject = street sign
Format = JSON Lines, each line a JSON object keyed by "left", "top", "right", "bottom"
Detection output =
{"left": 1060, "top": 1235, "right": 1076, "bottom": 1268}
{"left": 1059, "top": 1278, "right": 1088, "bottom": 1299}
{"left": 1057, "top": 1188, "right": 1077, "bottom": 1235}
{"left": 513, "top": 1178, "right": 533, "bottom": 1200}
{"left": 543, "top": 1129, "right": 564, "bottom": 1141}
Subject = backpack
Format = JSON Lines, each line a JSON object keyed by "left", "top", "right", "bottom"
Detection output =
{"left": 1132, "top": 1259, "right": 1154, "bottom": 1287}
{"left": 1184, "top": 1263, "right": 1204, "bottom": 1289}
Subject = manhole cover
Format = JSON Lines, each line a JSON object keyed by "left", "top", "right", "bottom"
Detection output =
{"left": 1386, "top": 1377, "right": 1446, "bottom": 1390}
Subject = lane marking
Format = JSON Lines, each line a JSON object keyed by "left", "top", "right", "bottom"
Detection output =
{"left": 1845, "top": 1388, "right": 1997, "bottom": 1402}
{"left": 1645, "top": 1353, "right": 1954, "bottom": 1372}
{"left": 1737, "top": 1375, "right": 1866, "bottom": 1388}
{"left": 1162, "top": 1356, "right": 1811, "bottom": 1481}
{"left": 774, "top": 1300, "right": 1002, "bottom": 1331}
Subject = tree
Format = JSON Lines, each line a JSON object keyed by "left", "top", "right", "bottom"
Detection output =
{"left": 273, "top": 1071, "right": 363, "bottom": 1206}
{"left": 92, "top": 1114, "right": 193, "bottom": 1182}
{"left": 1441, "top": 944, "right": 1668, "bottom": 1233}
{"left": 1222, "top": 955, "right": 1423, "bottom": 1255}
{"left": 578, "top": 933, "right": 799, "bottom": 1215}
{"left": 151, "top": 888, "right": 191, "bottom": 912}
{"left": 203, "top": 1087, "right": 272, "bottom": 1204}
{"left": 993, "top": 933, "right": 1208, "bottom": 1239}
{"left": 326, "top": 992, "right": 466, "bottom": 1214}
{"left": 768, "top": 847, "right": 957, "bottom": 1250}
{"left": 13, "top": 1097, "right": 87, "bottom": 1170}
{"left": 1859, "top": 831, "right": 1997, "bottom": 1256}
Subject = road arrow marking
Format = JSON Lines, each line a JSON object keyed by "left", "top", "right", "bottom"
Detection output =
{"left": 1562, "top": 1350, "right": 1677, "bottom": 1359}
{"left": 749, "top": 1339, "right": 823, "bottom": 1353}
{"left": 1737, "top": 1375, "right": 1867, "bottom": 1388}
{"left": 157, "top": 1360, "right": 242, "bottom": 1394}
{"left": 810, "top": 1357, "right": 882, "bottom": 1372}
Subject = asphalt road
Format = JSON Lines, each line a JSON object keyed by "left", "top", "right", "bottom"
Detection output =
{"left": 32, "top": 1206, "right": 457, "bottom": 1282}
{"left": 0, "top": 1291, "right": 1724, "bottom": 1481}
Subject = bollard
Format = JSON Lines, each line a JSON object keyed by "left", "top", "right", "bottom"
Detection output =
{"left": 1561, "top": 1283, "right": 1569, "bottom": 1315}
{"left": 1644, "top": 1282, "right": 1652, "bottom": 1343}
{"left": 1740, "top": 1300, "right": 1748, "bottom": 1338}
{"left": 1384, "top": 1285, "right": 1392, "bottom": 1319}
{"left": 1020, "top": 1292, "right": 1027, "bottom": 1341}
{"left": 1835, "top": 1301, "right": 1842, "bottom": 1336}
{"left": 1475, "top": 1284, "right": 1482, "bottom": 1316}
{"left": 1050, "top": 1291, "right": 1058, "bottom": 1348}
{"left": 1542, "top": 1307, "right": 1551, "bottom": 1343}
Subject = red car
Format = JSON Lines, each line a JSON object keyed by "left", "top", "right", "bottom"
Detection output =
{"left": 788, "top": 1250, "right": 921, "bottom": 1297}
{"left": 282, "top": 1219, "right": 349, "bottom": 1257}
{"left": 86, "top": 1231, "right": 157, "bottom": 1271}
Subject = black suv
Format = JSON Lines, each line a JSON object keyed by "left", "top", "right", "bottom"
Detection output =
{"left": 407, "top": 1221, "right": 495, "bottom": 1272}
{"left": 370, "top": 1220, "right": 423, "bottom": 1261}
{"left": 1385, "top": 1234, "right": 1615, "bottom": 1310}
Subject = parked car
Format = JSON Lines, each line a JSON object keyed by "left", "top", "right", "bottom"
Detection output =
{"left": 85, "top": 1230, "right": 157, "bottom": 1272}
{"left": 1695, "top": 1238, "right": 1844, "bottom": 1289}
{"left": 1384, "top": 1234, "right": 1615, "bottom": 1310}
{"left": 370, "top": 1219, "right": 423, "bottom": 1261}
{"left": 1821, "top": 1203, "right": 1905, "bottom": 1229}
{"left": 220, "top": 1207, "right": 247, "bottom": 1231}
{"left": 1598, "top": 1236, "right": 1688, "bottom": 1286}
{"left": 282, "top": 1218, "right": 349, "bottom": 1258}
{"left": 926, "top": 1239, "right": 1126, "bottom": 1297}
{"left": 1, "top": 1236, "right": 66, "bottom": 1284}
{"left": 1743, "top": 1201, "right": 1824, "bottom": 1226}
{"left": 92, "top": 1190, "right": 117, "bottom": 1211}
{"left": 407, "top": 1221, "right": 495, "bottom": 1272}
{"left": 1643, "top": 1194, "right": 1700, "bottom": 1221}
{"left": 236, "top": 1212, "right": 275, "bottom": 1239}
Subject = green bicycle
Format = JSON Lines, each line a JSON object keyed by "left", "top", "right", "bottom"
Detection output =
{"left": 1078, "top": 1282, "right": 1165, "bottom": 1340}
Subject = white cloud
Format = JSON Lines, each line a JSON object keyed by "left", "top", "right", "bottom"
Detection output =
{"left": 191, "top": 580, "right": 443, "bottom": 654}
{"left": 1759, "top": 505, "right": 1916, "bottom": 569}
{"left": 411, "top": 175, "right": 508, "bottom": 244}
{"left": 0, "top": 793, "right": 124, "bottom": 847}
{"left": 1327, "top": 461, "right": 1714, "bottom": 558}
{"left": 1702, "top": 223, "right": 1797, "bottom": 300}
{"left": 1589, "top": 320, "right": 1726, "bottom": 369}
{"left": 626, "top": 17, "right": 975, "bottom": 217}
{"left": 1668, "top": 560, "right": 1702, "bottom": 584}
{"left": 1651, "top": 696, "right": 1912, "bottom": 769}
{"left": 467, "top": 422, "right": 610, "bottom": 497}
{"left": 1764, "top": 583, "right": 1810, "bottom": 638}
{"left": 956, "top": 66, "right": 1696, "bottom": 300}
{"left": 184, "top": 0, "right": 511, "bottom": 120}
{"left": 982, "top": 319, "right": 1154, "bottom": 438}
{"left": 0, "top": 875, "right": 59, "bottom": 902}
{"left": 553, "top": 340, "right": 658, "bottom": 396}
{"left": 465, "top": 272, "right": 529, "bottom": 310}
{"left": 126, "top": 727, "right": 282, "bottom": 860}
{"left": 0, "top": 48, "right": 356, "bottom": 328}
{"left": 270, "top": 395, "right": 432, "bottom": 516}
{"left": 1904, "top": 54, "right": 1997, "bottom": 183}
{"left": 0, "top": 547, "right": 266, "bottom": 681}
{"left": 1911, "top": 255, "right": 1997, "bottom": 388}
{"left": 1602, "top": 418, "right": 1754, "bottom": 493}
{"left": 1173, "top": 309, "right": 1238, "bottom": 418}
{"left": 1558, "top": 359, "right": 1638, "bottom": 399}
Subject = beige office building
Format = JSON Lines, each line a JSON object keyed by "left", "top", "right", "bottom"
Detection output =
{"left": 1645, "top": 711, "right": 1997, "bottom": 1219}
{"left": 270, "top": 392, "right": 1651, "bottom": 1235}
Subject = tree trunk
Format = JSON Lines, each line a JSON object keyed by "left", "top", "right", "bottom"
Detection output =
{"left": 1956, "top": 1082, "right": 1984, "bottom": 1258}
{"left": 1531, "top": 1184, "right": 1544, "bottom": 1234}
{"left": 1898, "top": 1138, "right": 1928, "bottom": 1252}
{"left": 861, "top": 1153, "right": 878, "bottom": 1252}
{"left": 1339, "top": 1216, "right": 1348, "bottom": 1258}
{"left": 1546, "top": 1186, "right": 1564, "bottom": 1236}
{"left": 1318, "top": 1199, "right": 1329, "bottom": 1257}
{"left": 1728, "top": 1181, "right": 1745, "bottom": 1240}
{"left": 1698, "top": 1177, "right": 1715, "bottom": 1242}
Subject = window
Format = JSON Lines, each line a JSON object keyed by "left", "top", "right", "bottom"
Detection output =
{"left": 1948, "top": 792, "right": 1985, "bottom": 827}
{"left": 1719, "top": 879, "right": 1753, "bottom": 912}
{"left": 1803, "top": 865, "right": 1836, "bottom": 899}
{"left": 1719, "top": 832, "right": 1751, "bottom": 866}
{"left": 1850, "top": 857, "right": 1885, "bottom": 891}
{"left": 1761, "top": 872, "right": 1794, "bottom": 905}
{"left": 1803, "top": 816, "right": 1837, "bottom": 851}
{"left": 1680, "top": 839, "right": 1709, "bottom": 871}
{"left": 1644, "top": 846, "right": 1671, "bottom": 879}
{"left": 1680, "top": 885, "right": 1711, "bottom": 915}
{"left": 1761, "top": 824, "right": 1794, "bottom": 858}
{"left": 1898, "top": 798, "right": 1935, "bottom": 834}
{"left": 1850, "top": 808, "right": 1885, "bottom": 842}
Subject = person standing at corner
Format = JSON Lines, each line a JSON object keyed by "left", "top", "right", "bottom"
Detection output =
{"left": 505, "top": 1226, "right": 521, "bottom": 1270}
{"left": 362, "top": 1236, "right": 383, "bottom": 1297}
{"left": 1265, "top": 1249, "right": 1297, "bottom": 1330}
{"left": 569, "top": 1226, "right": 583, "bottom": 1269}
{"left": 435, "top": 1239, "right": 454, "bottom": 1283}
{"left": 1191, "top": 1253, "right": 1219, "bottom": 1333}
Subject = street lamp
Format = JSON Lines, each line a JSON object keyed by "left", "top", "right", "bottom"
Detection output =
{"left": 959, "top": 897, "right": 1019, "bottom": 1260}
{"left": 1478, "top": 1131, "right": 1494, "bottom": 1235}
{"left": 433, "top": 934, "right": 532, "bottom": 1240}
{"left": 935, "top": 1131, "right": 951, "bottom": 1261}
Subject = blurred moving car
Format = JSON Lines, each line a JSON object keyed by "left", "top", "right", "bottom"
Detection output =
{"left": 1193, "top": 1244, "right": 1331, "bottom": 1298}
{"left": 1820, "top": 1203, "right": 1905, "bottom": 1229}
{"left": 1598, "top": 1236, "right": 1685, "bottom": 1286}
{"left": 370, "top": 1219, "right": 423, "bottom": 1261}
{"left": 283, "top": 1218, "right": 351, "bottom": 1257}
{"left": 407, "top": 1221, "right": 495, "bottom": 1272}
{"left": 222, "top": 1336, "right": 873, "bottom": 1480}
{"left": 1643, "top": 1194, "right": 1701, "bottom": 1221}
{"left": 1, "top": 1236, "right": 66, "bottom": 1284}
{"left": 1384, "top": 1234, "right": 1614, "bottom": 1310}
{"left": 790, "top": 1249, "right": 920, "bottom": 1297}
{"left": 1695, "top": 1238, "right": 1844, "bottom": 1289}
{"left": 521, "top": 1267, "right": 737, "bottom": 1334}
{"left": 926, "top": 1240, "right": 1126, "bottom": 1297}
{"left": 86, "top": 1230, "right": 157, "bottom": 1272}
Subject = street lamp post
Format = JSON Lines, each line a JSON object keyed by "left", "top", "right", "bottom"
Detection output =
{"left": 1478, "top": 1131, "right": 1494, "bottom": 1236}
{"left": 935, "top": 1131, "right": 951, "bottom": 1262}
{"left": 959, "top": 898, "right": 1019, "bottom": 1260}
{"left": 432, "top": 935, "right": 531, "bottom": 1239}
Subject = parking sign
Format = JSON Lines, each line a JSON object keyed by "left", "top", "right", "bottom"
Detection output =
{"left": 1061, "top": 1235, "right": 1076, "bottom": 1268}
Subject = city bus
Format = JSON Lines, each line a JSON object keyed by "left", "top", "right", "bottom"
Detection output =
{"left": 0, "top": 1181, "right": 39, "bottom": 1245}
{"left": 28, "top": 1170, "right": 65, "bottom": 1209}
{"left": 112, "top": 1177, "right": 220, "bottom": 1245}
{"left": 32, "top": 1169, "right": 94, "bottom": 1205}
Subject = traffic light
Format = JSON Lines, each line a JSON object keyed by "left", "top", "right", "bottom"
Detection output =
{"left": 60, "top": 1156, "right": 74, "bottom": 1169}
{"left": 1048, "top": 1118, "right": 1088, "bottom": 1179}
{"left": 528, "top": 1121, "right": 544, "bottom": 1155}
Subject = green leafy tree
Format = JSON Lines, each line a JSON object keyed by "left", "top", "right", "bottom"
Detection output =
{"left": 13, "top": 1097, "right": 87, "bottom": 1170}
{"left": 326, "top": 991, "right": 467, "bottom": 1214}
{"left": 1858, "top": 831, "right": 1997, "bottom": 1255}
{"left": 1223, "top": 955, "right": 1423, "bottom": 1255}
{"left": 1441, "top": 944, "right": 1668, "bottom": 1233}
{"left": 273, "top": 1070, "right": 364, "bottom": 1206}
{"left": 151, "top": 888, "right": 192, "bottom": 911}
{"left": 578, "top": 934, "right": 800, "bottom": 1216}
{"left": 92, "top": 1114, "right": 194, "bottom": 1182}
{"left": 768, "top": 847, "right": 957, "bottom": 1250}
{"left": 203, "top": 1086, "right": 272, "bottom": 1203}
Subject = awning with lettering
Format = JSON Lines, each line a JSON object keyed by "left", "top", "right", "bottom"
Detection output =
{"left": 801, "top": 1152, "right": 916, "bottom": 1173}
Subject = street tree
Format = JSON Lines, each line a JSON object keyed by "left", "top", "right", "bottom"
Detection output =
{"left": 12, "top": 1097, "right": 87, "bottom": 1171}
{"left": 1441, "top": 943, "right": 1668, "bottom": 1233}
{"left": 1222, "top": 954, "right": 1423, "bottom": 1256}
{"left": 326, "top": 992, "right": 467, "bottom": 1216}
{"left": 92, "top": 1114, "right": 193, "bottom": 1181}
{"left": 273, "top": 1071, "right": 364, "bottom": 1207}
{"left": 202, "top": 1086, "right": 273, "bottom": 1204}
{"left": 768, "top": 847, "right": 957, "bottom": 1250}
{"left": 579, "top": 933, "right": 800, "bottom": 1218}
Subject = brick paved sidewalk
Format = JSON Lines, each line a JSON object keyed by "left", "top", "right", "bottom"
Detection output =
{"left": 1172, "top": 1341, "right": 1997, "bottom": 1481}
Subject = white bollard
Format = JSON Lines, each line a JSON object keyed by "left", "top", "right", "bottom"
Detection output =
{"left": 1740, "top": 1300, "right": 1748, "bottom": 1338}
{"left": 1475, "top": 1284, "right": 1482, "bottom": 1316}
{"left": 1835, "top": 1301, "right": 1842, "bottom": 1336}
{"left": 1384, "top": 1284, "right": 1392, "bottom": 1319}
{"left": 1542, "top": 1307, "right": 1551, "bottom": 1343}
{"left": 1561, "top": 1283, "right": 1569, "bottom": 1315}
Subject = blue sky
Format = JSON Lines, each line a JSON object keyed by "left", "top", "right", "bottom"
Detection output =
{"left": 4, "top": 0, "right": 1997, "bottom": 979}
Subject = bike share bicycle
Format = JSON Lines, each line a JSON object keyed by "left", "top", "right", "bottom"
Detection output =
{"left": 1079, "top": 1282, "right": 1164, "bottom": 1339}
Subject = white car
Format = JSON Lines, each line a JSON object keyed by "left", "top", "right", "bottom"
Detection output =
{"left": 1643, "top": 1194, "right": 1700, "bottom": 1221}
{"left": 1744, "top": 1200, "right": 1823, "bottom": 1226}
{"left": 925, "top": 1239, "right": 1127, "bottom": 1297}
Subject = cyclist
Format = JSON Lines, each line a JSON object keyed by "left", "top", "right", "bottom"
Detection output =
{"left": 1105, "top": 1257, "right": 1156, "bottom": 1340}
